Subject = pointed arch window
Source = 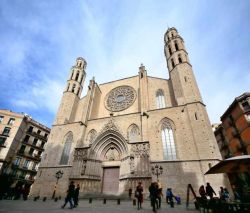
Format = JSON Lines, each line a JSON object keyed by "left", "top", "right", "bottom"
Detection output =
{"left": 67, "top": 83, "right": 70, "bottom": 91}
{"left": 77, "top": 87, "right": 80, "bottom": 96}
{"left": 128, "top": 124, "right": 140, "bottom": 142}
{"left": 178, "top": 54, "right": 182, "bottom": 63}
{"left": 72, "top": 84, "right": 76, "bottom": 93}
{"left": 156, "top": 89, "right": 166, "bottom": 109}
{"left": 168, "top": 45, "right": 172, "bottom": 55}
{"left": 87, "top": 129, "right": 97, "bottom": 145}
{"left": 174, "top": 41, "right": 179, "bottom": 51}
{"left": 59, "top": 132, "right": 73, "bottom": 165}
{"left": 171, "top": 59, "right": 175, "bottom": 69}
{"left": 161, "top": 120, "right": 176, "bottom": 160}
{"left": 75, "top": 71, "right": 80, "bottom": 81}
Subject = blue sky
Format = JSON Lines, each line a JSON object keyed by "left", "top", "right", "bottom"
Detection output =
{"left": 0, "top": 0, "right": 249, "bottom": 128}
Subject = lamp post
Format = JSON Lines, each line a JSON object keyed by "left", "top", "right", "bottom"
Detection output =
{"left": 52, "top": 170, "right": 63, "bottom": 199}
{"left": 151, "top": 164, "right": 163, "bottom": 182}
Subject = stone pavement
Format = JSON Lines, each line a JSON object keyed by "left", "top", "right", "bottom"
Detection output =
{"left": 0, "top": 199, "right": 199, "bottom": 213}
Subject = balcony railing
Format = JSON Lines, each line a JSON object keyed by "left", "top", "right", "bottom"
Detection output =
{"left": 26, "top": 130, "right": 48, "bottom": 141}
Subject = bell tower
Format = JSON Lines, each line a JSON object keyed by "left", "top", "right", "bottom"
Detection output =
{"left": 164, "top": 27, "right": 202, "bottom": 105}
{"left": 54, "top": 57, "right": 87, "bottom": 124}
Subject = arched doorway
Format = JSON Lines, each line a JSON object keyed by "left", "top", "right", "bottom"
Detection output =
{"left": 90, "top": 129, "right": 128, "bottom": 195}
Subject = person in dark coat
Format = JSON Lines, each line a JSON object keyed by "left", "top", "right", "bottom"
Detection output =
{"left": 149, "top": 182, "right": 158, "bottom": 213}
{"left": 135, "top": 182, "right": 143, "bottom": 210}
{"left": 73, "top": 184, "right": 80, "bottom": 207}
{"left": 206, "top": 182, "right": 216, "bottom": 200}
{"left": 199, "top": 185, "right": 207, "bottom": 200}
{"left": 61, "top": 181, "right": 75, "bottom": 209}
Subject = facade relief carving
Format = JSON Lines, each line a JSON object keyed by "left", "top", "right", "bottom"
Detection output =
{"left": 131, "top": 143, "right": 150, "bottom": 157}
{"left": 73, "top": 148, "right": 88, "bottom": 161}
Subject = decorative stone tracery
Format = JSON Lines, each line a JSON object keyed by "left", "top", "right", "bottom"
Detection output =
{"left": 105, "top": 86, "right": 136, "bottom": 112}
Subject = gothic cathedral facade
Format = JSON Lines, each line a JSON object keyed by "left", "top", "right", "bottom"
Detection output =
{"left": 31, "top": 28, "right": 228, "bottom": 198}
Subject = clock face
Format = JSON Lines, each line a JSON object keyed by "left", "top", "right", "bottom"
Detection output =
{"left": 105, "top": 86, "right": 136, "bottom": 112}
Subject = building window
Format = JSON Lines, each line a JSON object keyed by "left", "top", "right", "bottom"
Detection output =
{"left": 67, "top": 83, "right": 70, "bottom": 91}
{"left": 72, "top": 84, "right": 76, "bottom": 93}
{"left": 28, "top": 126, "right": 33, "bottom": 133}
{"left": 2, "top": 127, "right": 11, "bottom": 136}
{"left": 59, "top": 132, "right": 73, "bottom": 165}
{"left": 19, "top": 145, "right": 26, "bottom": 154}
{"left": 32, "top": 138, "right": 38, "bottom": 146}
{"left": 242, "top": 101, "right": 250, "bottom": 111}
{"left": 195, "top": 112, "right": 198, "bottom": 120}
{"left": 128, "top": 124, "right": 140, "bottom": 143}
{"left": 0, "top": 116, "right": 4, "bottom": 123}
{"left": 171, "top": 33, "right": 174, "bottom": 37}
{"left": 168, "top": 46, "right": 172, "bottom": 55}
{"left": 44, "top": 133, "right": 48, "bottom": 139}
{"left": 75, "top": 71, "right": 80, "bottom": 81}
{"left": 41, "top": 141, "right": 45, "bottom": 148}
{"left": 23, "top": 135, "right": 30, "bottom": 143}
{"left": 7, "top": 118, "right": 15, "bottom": 125}
{"left": 71, "top": 71, "right": 74, "bottom": 79}
{"left": 23, "top": 160, "right": 30, "bottom": 169}
{"left": 14, "top": 157, "right": 22, "bottom": 166}
{"left": 77, "top": 87, "right": 80, "bottom": 96}
{"left": 161, "top": 120, "right": 176, "bottom": 160}
{"left": 37, "top": 130, "right": 41, "bottom": 135}
{"left": 87, "top": 129, "right": 97, "bottom": 145}
{"left": 175, "top": 41, "right": 179, "bottom": 51}
{"left": 156, "top": 89, "right": 166, "bottom": 109}
{"left": 0, "top": 137, "right": 6, "bottom": 146}
{"left": 171, "top": 59, "right": 175, "bottom": 68}
{"left": 178, "top": 54, "right": 182, "bottom": 63}
{"left": 29, "top": 148, "right": 34, "bottom": 155}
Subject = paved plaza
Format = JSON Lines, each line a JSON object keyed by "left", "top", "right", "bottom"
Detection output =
{"left": 0, "top": 199, "right": 199, "bottom": 213}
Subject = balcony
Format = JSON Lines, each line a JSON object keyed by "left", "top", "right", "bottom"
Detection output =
{"left": 26, "top": 130, "right": 48, "bottom": 141}
{"left": 17, "top": 151, "right": 42, "bottom": 161}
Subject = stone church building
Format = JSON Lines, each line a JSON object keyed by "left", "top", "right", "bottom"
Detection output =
{"left": 31, "top": 27, "right": 228, "bottom": 198}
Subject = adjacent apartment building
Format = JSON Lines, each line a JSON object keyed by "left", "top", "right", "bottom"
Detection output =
{"left": 0, "top": 109, "right": 50, "bottom": 190}
{"left": 214, "top": 93, "right": 250, "bottom": 191}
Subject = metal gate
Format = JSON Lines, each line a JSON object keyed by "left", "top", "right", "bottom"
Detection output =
{"left": 102, "top": 167, "right": 120, "bottom": 194}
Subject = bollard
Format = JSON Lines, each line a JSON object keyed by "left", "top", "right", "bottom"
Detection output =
{"left": 117, "top": 199, "right": 120, "bottom": 205}
{"left": 133, "top": 199, "right": 136, "bottom": 206}
{"left": 89, "top": 198, "right": 92, "bottom": 203}
{"left": 33, "top": 197, "right": 37, "bottom": 201}
{"left": 43, "top": 197, "right": 47, "bottom": 202}
{"left": 58, "top": 196, "right": 61, "bottom": 200}
{"left": 103, "top": 198, "right": 106, "bottom": 204}
{"left": 54, "top": 197, "right": 58, "bottom": 202}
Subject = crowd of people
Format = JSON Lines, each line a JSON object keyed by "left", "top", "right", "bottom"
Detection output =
{"left": 133, "top": 181, "right": 181, "bottom": 213}
{"left": 199, "top": 182, "right": 231, "bottom": 202}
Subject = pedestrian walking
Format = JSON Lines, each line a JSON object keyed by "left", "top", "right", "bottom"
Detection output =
{"left": 199, "top": 185, "right": 207, "bottom": 200}
{"left": 61, "top": 181, "right": 75, "bottom": 209}
{"left": 149, "top": 182, "right": 158, "bottom": 213}
{"left": 156, "top": 186, "right": 163, "bottom": 209}
{"left": 205, "top": 182, "right": 216, "bottom": 200}
{"left": 135, "top": 182, "right": 143, "bottom": 210}
{"left": 73, "top": 184, "right": 80, "bottom": 207}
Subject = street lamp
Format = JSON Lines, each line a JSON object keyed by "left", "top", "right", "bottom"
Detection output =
{"left": 52, "top": 170, "right": 63, "bottom": 199}
{"left": 151, "top": 164, "right": 163, "bottom": 182}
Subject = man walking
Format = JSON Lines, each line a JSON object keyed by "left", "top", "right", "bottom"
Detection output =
{"left": 206, "top": 182, "right": 216, "bottom": 200}
{"left": 61, "top": 181, "right": 75, "bottom": 209}
{"left": 74, "top": 184, "right": 80, "bottom": 207}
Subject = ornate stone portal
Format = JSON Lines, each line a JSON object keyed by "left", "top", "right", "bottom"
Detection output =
{"left": 70, "top": 119, "right": 151, "bottom": 195}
